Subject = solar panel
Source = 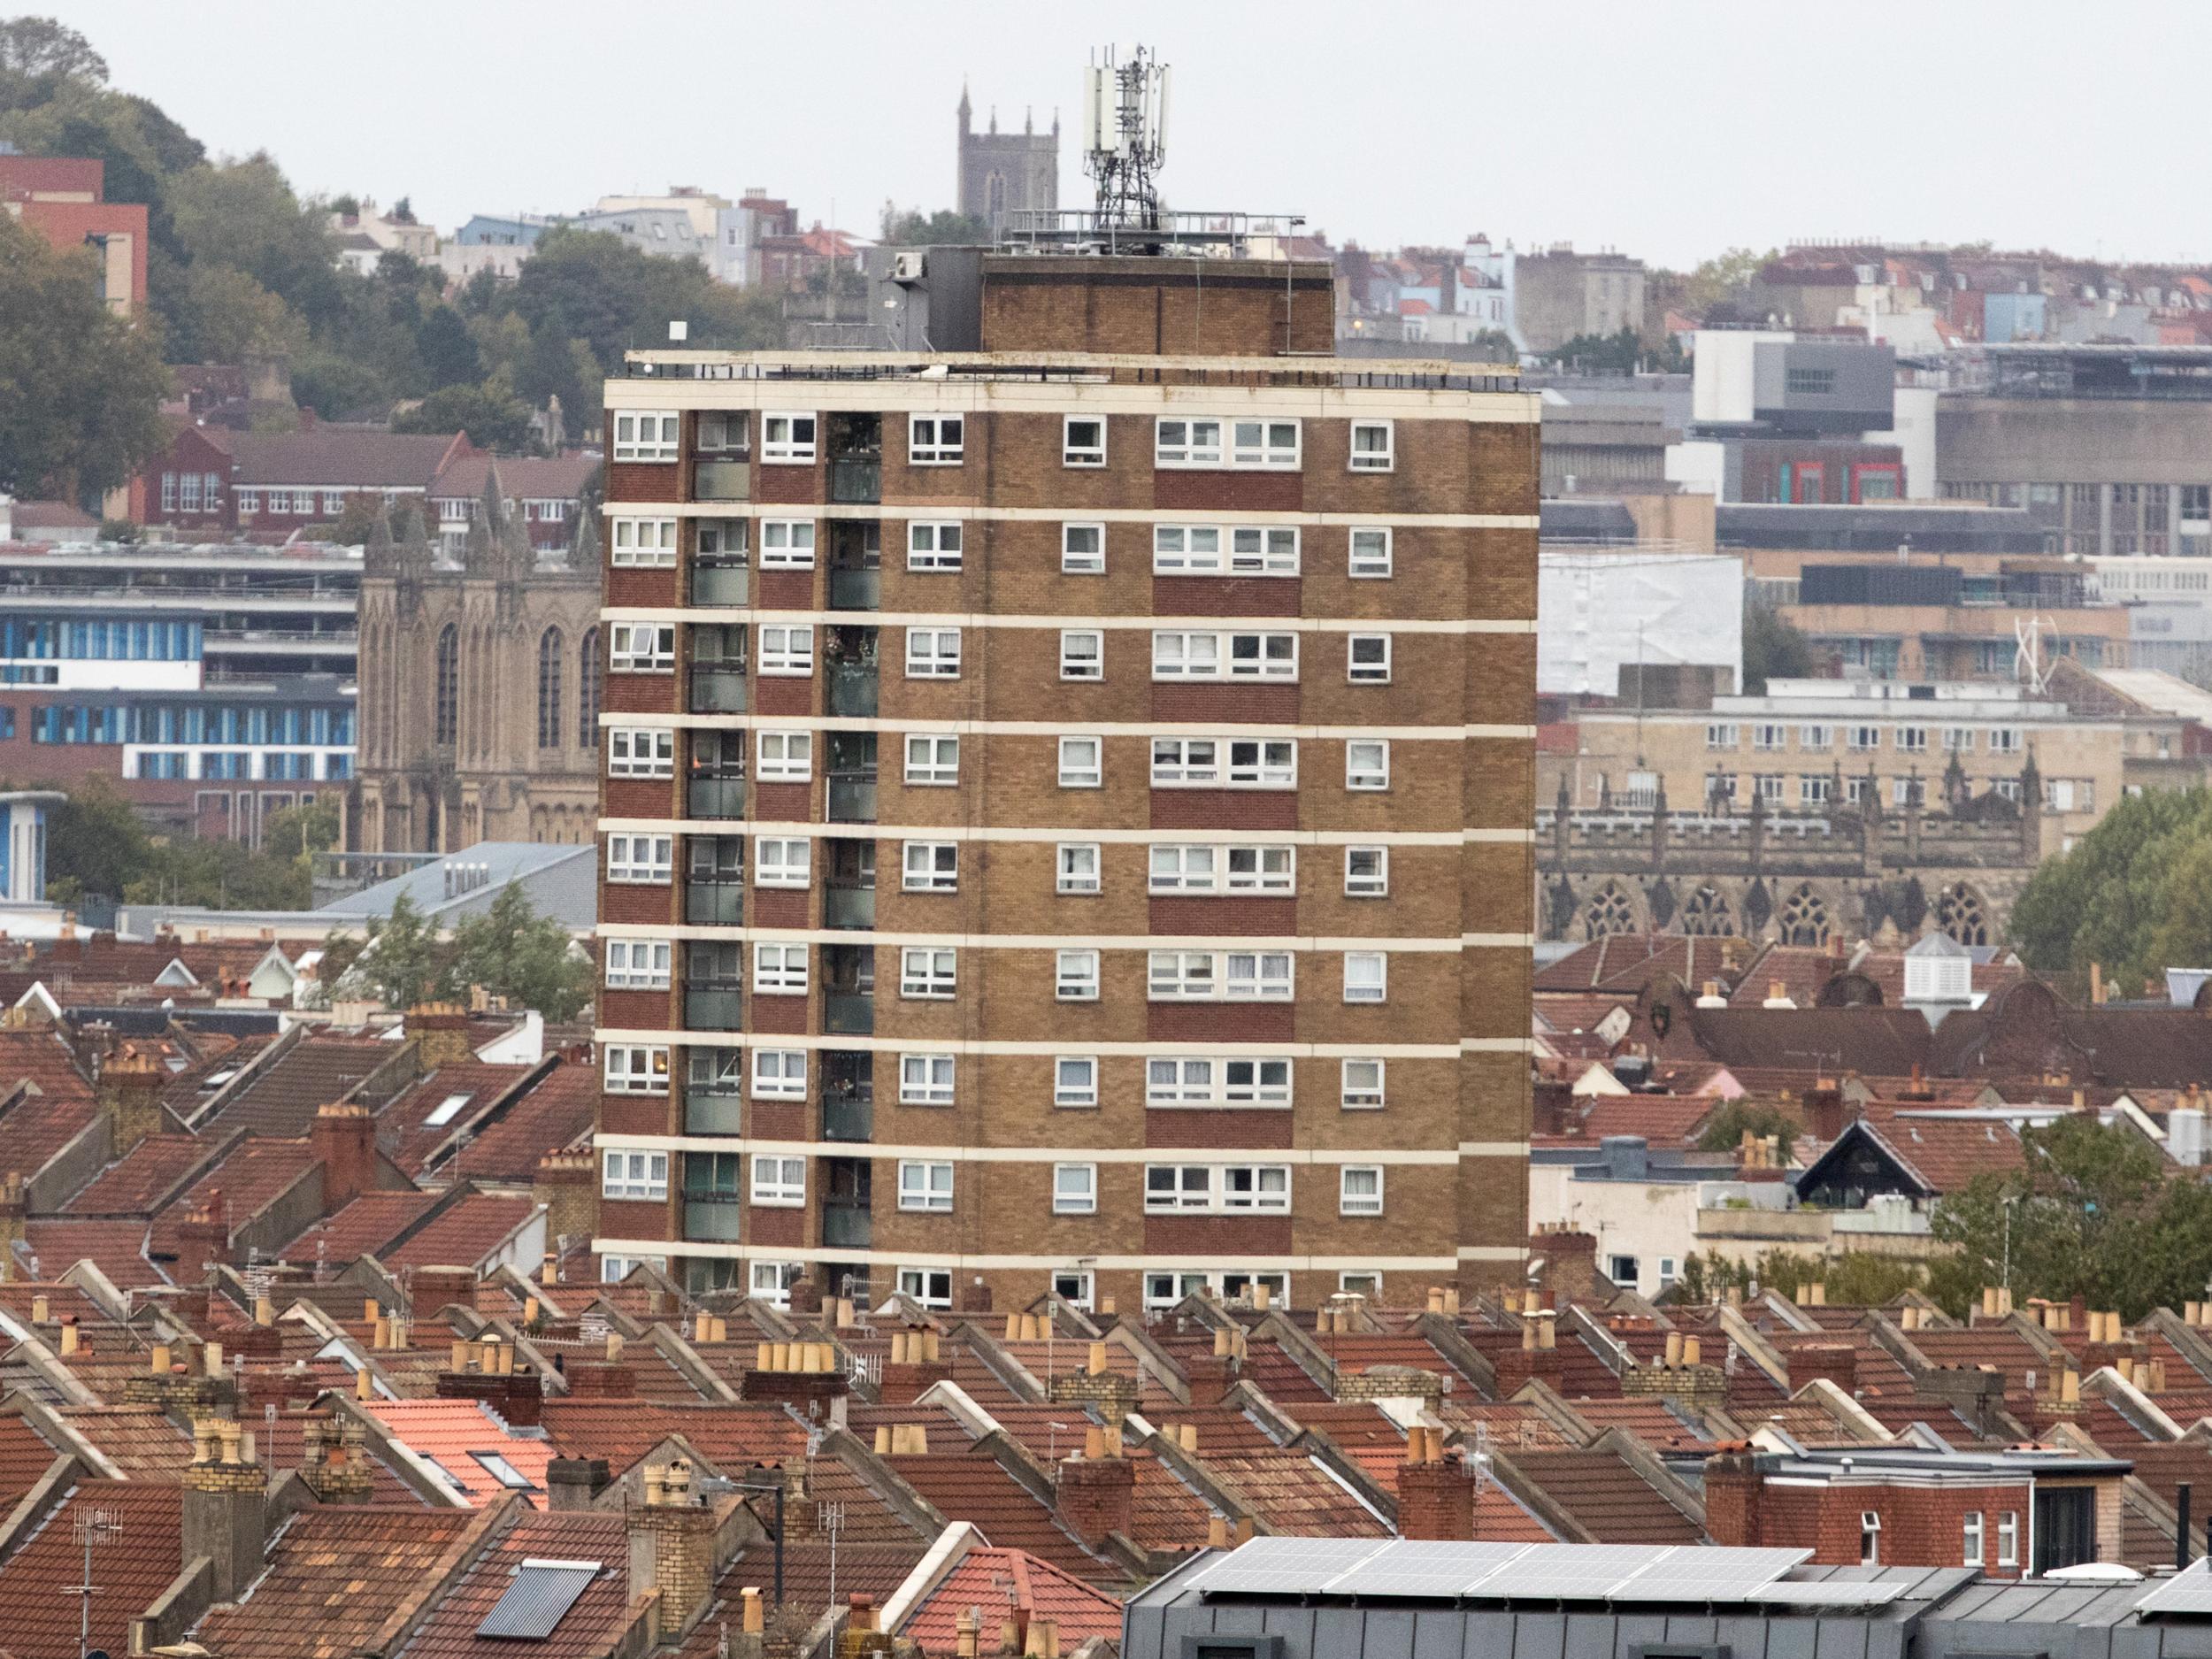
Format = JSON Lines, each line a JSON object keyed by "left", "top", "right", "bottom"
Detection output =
{"left": 1758, "top": 1580, "right": 1908, "bottom": 1608}
{"left": 2137, "top": 1562, "right": 2212, "bottom": 1616}
{"left": 1198, "top": 1536, "right": 1395, "bottom": 1596}
{"left": 1322, "top": 1540, "right": 1533, "bottom": 1598}
{"left": 1473, "top": 1543, "right": 1673, "bottom": 1601}
{"left": 476, "top": 1559, "right": 601, "bottom": 1640}
{"left": 1620, "top": 1546, "right": 1812, "bottom": 1601}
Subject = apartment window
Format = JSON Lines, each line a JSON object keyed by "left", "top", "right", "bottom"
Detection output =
{"left": 905, "top": 733, "right": 959, "bottom": 785}
{"left": 236, "top": 488, "right": 259, "bottom": 516}
{"left": 909, "top": 415, "right": 964, "bottom": 465}
{"left": 1148, "top": 951, "right": 1215, "bottom": 999}
{"left": 1800, "top": 775, "right": 1832, "bottom": 806}
{"left": 1348, "top": 527, "right": 1394, "bottom": 578}
{"left": 1962, "top": 1511, "right": 1985, "bottom": 1567}
{"left": 1060, "top": 630, "right": 1102, "bottom": 680}
{"left": 1340, "top": 1166, "right": 1384, "bottom": 1216}
{"left": 1062, "top": 522, "right": 1105, "bottom": 572}
{"left": 749, "top": 1261, "right": 798, "bottom": 1306}
{"left": 761, "top": 412, "right": 817, "bottom": 464}
{"left": 1996, "top": 1511, "right": 2019, "bottom": 1568}
{"left": 1055, "top": 1056, "right": 1099, "bottom": 1108}
{"left": 607, "top": 834, "right": 672, "bottom": 884}
{"left": 1056, "top": 949, "right": 1100, "bottom": 1001}
{"left": 608, "top": 727, "right": 674, "bottom": 779}
{"left": 753, "top": 941, "right": 808, "bottom": 995}
{"left": 1153, "top": 631, "right": 1297, "bottom": 680}
{"left": 1943, "top": 727, "right": 1976, "bottom": 752}
{"left": 901, "top": 947, "right": 956, "bottom": 999}
{"left": 1752, "top": 724, "right": 1786, "bottom": 751}
{"left": 1056, "top": 842, "right": 1102, "bottom": 895}
{"left": 603, "top": 1044, "right": 670, "bottom": 1094}
{"left": 1756, "top": 774, "right": 1784, "bottom": 805}
{"left": 1801, "top": 724, "right": 1832, "bottom": 749}
{"left": 759, "top": 625, "right": 814, "bottom": 676}
{"left": 1154, "top": 417, "right": 1224, "bottom": 466}
{"left": 1346, "top": 739, "right": 1390, "bottom": 790}
{"left": 759, "top": 519, "right": 816, "bottom": 569}
{"left": 904, "top": 628, "right": 962, "bottom": 678}
{"left": 1349, "top": 419, "right": 1394, "bottom": 472}
{"left": 1148, "top": 844, "right": 1216, "bottom": 892}
{"left": 907, "top": 521, "right": 963, "bottom": 571}
{"left": 1057, "top": 735, "right": 1102, "bottom": 787}
{"left": 1054, "top": 1163, "right": 1098, "bottom": 1214}
{"left": 1150, "top": 737, "right": 1294, "bottom": 787}
{"left": 1706, "top": 723, "right": 1740, "bottom": 750}
{"left": 1345, "top": 846, "right": 1388, "bottom": 896}
{"left": 897, "top": 1267, "right": 953, "bottom": 1308}
{"left": 1348, "top": 634, "right": 1392, "bottom": 683}
{"left": 1989, "top": 726, "right": 2021, "bottom": 754}
{"left": 1847, "top": 726, "right": 1881, "bottom": 751}
{"left": 1152, "top": 524, "right": 1222, "bottom": 573}
{"left": 1144, "top": 1164, "right": 1290, "bottom": 1213}
{"left": 609, "top": 623, "right": 675, "bottom": 672}
{"left": 1344, "top": 950, "right": 1387, "bottom": 1003}
{"left": 754, "top": 836, "right": 810, "bottom": 887}
{"left": 751, "top": 1155, "right": 805, "bottom": 1206}
{"left": 1054, "top": 1271, "right": 1095, "bottom": 1310}
{"left": 613, "top": 411, "right": 680, "bottom": 462}
{"left": 611, "top": 517, "right": 679, "bottom": 566}
{"left": 1860, "top": 1510, "right": 1881, "bottom": 1567}
{"left": 1228, "top": 526, "right": 1302, "bottom": 574}
{"left": 1341, "top": 1057, "right": 1386, "bottom": 1109}
{"left": 1146, "top": 1056, "right": 1292, "bottom": 1108}
{"left": 602, "top": 1148, "right": 668, "bottom": 1201}
{"left": 898, "top": 1160, "right": 955, "bottom": 1211}
{"left": 604, "top": 939, "right": 671, "bottom": 990}
{"left": 1787, "top": 366, "right": 1838, "bottom": 396}
{"left": 902, "top": 841, "right": 958, "bottom": 891}
{"left": 757, "top": 729, "right": 813, "bottom": 781}
{"left": 1897, "top": 726, "right": 1929, "bottom": 753}
{"left": 1063, "top": 416, "right": 1105, "bottom": 466}
{"left": 901, "top": 1054, "right": 956, "bottom": 1105}
{"left": 1231, "top": 419, "right": 1301, "bottom": 468}
{"left": 751, "top": 1049, "right": 806, "bottom": 1099}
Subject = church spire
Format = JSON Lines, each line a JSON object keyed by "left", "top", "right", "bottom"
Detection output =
{"left": 957, "top": 80, "right": 972, "bottom": 133}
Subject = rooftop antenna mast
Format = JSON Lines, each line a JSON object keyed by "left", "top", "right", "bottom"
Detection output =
{"left": 1082, "top": 45, "right": 1170, "bottom": 242}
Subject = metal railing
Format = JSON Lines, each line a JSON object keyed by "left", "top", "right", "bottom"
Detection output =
{"left": 684, "top": 1088, "right": 743, "bottom": 1136}
{"left": 829, "top": 457, "right": 880, "bottom": 504}
{"left": 684, "top": 983, "right": 745, "bottom": 1032}
{"left": 827, "top": 773, "right": 877, "bottom": 823}
{"left": 694, "top": 459, "right": 751, "bottom": 502}
{"left": 825, "top": 883, "right": 875, "bottom": 930}
{"left": 824, "top": 991, "right": 874, "bottom": 1035}
{"left": 687, "top": 773, "right": 747, "bottom": 819}
{"left": 683, "top": 1194, "right": 744, "bottom": 1242}
{"left": 821, "top": 1088, "right": 873, "bottom": 1143}
{"left": 693, "top": 563, "right": 750, "bottom": 607}
{"left": 688, "top": 665, "right": 749, "bottom": 714}
{"left": 829, "top": 569, "right": 880, "bottom": 611}
{"left": 826, "top": 661, "right": 877, "bottom": 718}
{"left": 684, "top": 881, "right": 745, "bottom": 926}
{"left": 822, "top": 1202, "right": 872, "bottom": 1249}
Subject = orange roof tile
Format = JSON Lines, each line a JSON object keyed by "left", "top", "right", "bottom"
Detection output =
{"left": 365, "top": 1399, "right": 552, "bottom": 1507}
{"left": 903, "top": 1547, "right": 1125, "bottom": 1652}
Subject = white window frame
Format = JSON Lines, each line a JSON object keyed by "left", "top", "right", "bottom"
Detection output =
{"left": 1054, "top": 1163, "right": 1098, "bottom": 1214}
{"left": 1063, "top": 416, "right": 1106, "bottom": 467}
{"left": 611, "top": 517, "right": 678, "bottom": 567}
{"left": 898, "top": 1159, "right": 955, "bottom": 1211}
{"left": 1056, "top": 842, "right": 1102, "bottom": 895}
{"left": 1348, "top": 526, "right": 1394, "bottom": 578}
{"left": 1058, "top": 735, "right": 1102, "bottom": 788}
{"left": 609, "top": 623, "right": 675, "bottom": 673}
{"left": 908, "top": 414, "right": 964, "bottom": 465}
{"left": 900, "top": 1053, "right": 956, "bottom": 1105}
{"left": 1340, "top": 1165, "right": 1384, "bottom": 1216}
{"left": 1344, "top": 950, "right": 1388, "bottom": 1004}
{"left": 902, "top": 841, "right": 958, "bottom": 892}
{"left": 1340, "top": 1057, "right": 1386, "bottom": 1110}
{"left": 1996, "top": 1510, "right": 2019, "bottom": 1568}
{"left": 1154, "top": 417, "right": 1224, "bottom": 467}
{"left": 608, "top": 727, "right": 674, "bottom": 779}
{"left": 904, "top": 733, "right": 960, "bottom": 786}
{"left": 757, "top": 729, "right": 814, "bottom": 781}
{"left": 1962, "top": 1510, "right": 1985, "bottom": 1568}
{"left": 613, "top": 411, "right": 680, "bottom": 463}
{"left": 761, "top": 412, "right": 817, "bottom": 465}
{"left": 1897, "top": 726, "right": 1929, "bottom": 753}
{"left": 1349, "top": 419, "right": 1394, "bottom": 472}
{"left": 1847, "top": 725, "right": 1882, "bottom": 751}
{"left": 751, "top": 1154, "right": 806, "bottom": 1206}
{"left": 1056, "top": 949, "right": 1100, "bottom": 1001}
{"left": 1801, "top": 724, "right": 1833, "bottom": 749}
{"left": 1348, "top": 634, "right": 1393, "bottom": 684}
{"left": 1706, "top": 723, "right": 1740, "bottom": 750}
{"left": 602, "top": 1147, "right": 668, "bottom": 1200}
{"left": 907, "top": 521, "right": 964, "bottom": 571}
{"left": 1062, "top": 522, "right": 1105, "bottom": 573}
{"left": 1152, "top": 524, "right": 1300, "bottom": 577}
{"left": 1053, "top": 1270, "right": 1095, "bottom": 1310}
{"left": 604, "top": 939, "right": 672, "bottom": 991}
{"left": 1344, "top": 845, "right": 1388, "bottom": 896}
{"left": 896, "top": 1267, "right": 953, "bottom": 1308}
{"left": 758, "top": 624, "right": 815, "bottom": 677}
{"left": 1055, "top": 1056, "right": 1099, "bottom": 1108}
{"left": 1151, "top": 737, "right": 1298, "bottom": 789}
{"left": 753, "top": 941, "right": 808, "bottom": 995}
{"left": 1153, "top": 631, "right": 1298, "bottom": 681}
{"left": 904, "top": 627, "right": 962, "bottom": 679}
{"left": 1060, "top": 629, "right": 1102, "bottom": 680}
{"left": 758, "top": 518, "right": 816, "bottom": 569}
{"left": 751, "top": 1048, "right": 807, "bottom": 1099}
{"left": 1143, "top": 1163, "right": 1292, "bottom": 1214}
{"left": 1230, "top": 418, "right": 1302, "bottom": 469}
{"left": 607, "top": 834, "right": 672, "bottom": 885}
{"left": 754, "top": 836, "right": 810, "bottom": 888}
{"left": 1346, "top": 739, "right": 1390, "bottom": 791}
{"left": 603, "top": 1044, "right": 670, "bottom": 1094}
{"left": 749, "top": 1260, "right": 799, "bottom": 1306}
{"left": 1146, "top": 1056, "right": 1292, "bottom": 1109}
{"left": 901, "top": 947, "right": 956, "bottom": 999}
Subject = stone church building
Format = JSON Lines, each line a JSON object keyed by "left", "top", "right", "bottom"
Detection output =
{"left": 354, "top": 469, "right": 600, "bottom": 853}
{"left": 957, "top": 85, "right": 1057, "bottom": 230}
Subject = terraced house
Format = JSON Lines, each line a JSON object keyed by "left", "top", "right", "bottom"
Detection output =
{"left": 588, "top": 248, "right": 1540, "bottom": 1311}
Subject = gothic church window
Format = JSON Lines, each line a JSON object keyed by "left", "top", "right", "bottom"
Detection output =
{"left": 578, "top": 626, "right": 602, "bottom": 748}
{"left": 537, "top": 627, "right": 565, "bottom": 749}
{"left": 434, "top": 625, "right": 458, "bottom": 745}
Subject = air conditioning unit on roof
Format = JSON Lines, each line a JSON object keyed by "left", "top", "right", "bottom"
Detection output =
{"left": 892, "top": 251, "right": 926, "bottom": 283}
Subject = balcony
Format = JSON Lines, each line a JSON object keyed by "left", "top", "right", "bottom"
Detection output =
{"left": 688, "top": 664, "right": 749, "bottom": 715}
{"left": 693, "top": 560, "right": 749, "bottom": 608}
{"left": 826, "top": 881, "right": 875, "bottom": 930}
{"left": 827, "top": 772, "right": 878, "bottom": 824}
{"left": 825, "top": 991, "right": 874, "bottom": 1035}
{"left": 822, "top": 1201, "right": 873, "bottom": 1250}
{"left": 683, "top": 1085, "right": 743, "bottom": 1135}
{"left": 821, "top": 1085, "right": 873, "bottom": 1143}
{"left": 829, "top": 457, "right": 880, "bottom": 504}
{"left": 695, "top": 459, "right": 751, "bottom": 503}
{"left": 830, "top": 568, "right": 881, "bottom": 611}
{"left": 682, "top": 1194, "right": 744, "bottom": 1242}
{"left": 687, "top": 771, "right": 747, "bottom": 820}
{"left": 826, "top": 659, "right": 879, "bottom": 718}
{"left": 684, "top": 982, "right": 745, "bottom": 1032}
{"left": 684, "top": 880, "right": 744, "bottom": 927}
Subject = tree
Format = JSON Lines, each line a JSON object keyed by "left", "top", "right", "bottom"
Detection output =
{"left": 43, "top": 776, "right": 152, "bottom": 905}
{"left": 0, "top": 214, "right": 168, "bottom": 500}
{"left": 124, "top": 835, "right": 308, "bottom": 910}
{"left": 343, "top": 894, "right": 449, "bottom": 1012}
{"left": 0, "top": 15, "right": 104, "bottom": 87}
{"left": 2009, "top": 787, "right": 2212, "bottom": 995}
{"left": 1543, "top": 326, "right": 1647, "bottom": 375}
{"left": 165, "top": 154, "right": 340, "bottom": 327}
{"left": 449, "top": 881, "right": 593, "bottom": 1021}
{"left": 262, "top": 796, "right": 339, "bottom": 864}
{"left": 1678, "top": 247, "right": 1775, "bottom": 316}
{"left": 168, "top": 259, "right": 304, "bottom": 365}
{"left": 1741, "top": 598, "right": 1814, "bottom": 694}
{"left": 879, "top": 203, "right": 992, "bottom": 246}
{"left": 394, "top": 379, "right": 531, "bottom": 452}
{"left": 1696, "top": 1099, "right": 1802, "bottom": 1154}
{"left": 1670, "top": 1248, "right": 1923, "bottom": 1308}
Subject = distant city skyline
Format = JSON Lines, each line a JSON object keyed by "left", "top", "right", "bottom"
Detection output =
{"left": 41, "top": 0, "right": 2212, "bottom": 273}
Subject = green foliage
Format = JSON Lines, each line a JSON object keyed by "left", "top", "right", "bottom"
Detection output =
{"left": 0, "top": 16, "right": 106, "bottom": 85}
{"left": 1741, "top": 598, "right": 1813, "bottom": 694}
{"left": 167, "top": 260, "right": 304, "bottom": 365}
{"left": 44, "top": 775, "right": 150, "bottom": 904}
{"left": 1678, "top": 247, "right": 1775, "bottom": 315}
{"left": 166, "top": 154, "right": 340, "bottom": 327}
{"left": 1926, "top": 1113, "right": 2212, "bottom": 1319}
{"left": 347, "top": 893, "right": 446, "bottom": 1012}
{"left": 121, "top": 834, "right": 307, "bottom": 910}
{"left": 2008, "top": 787, "right": 2212, "bottom": 997}
{"left": 96, "top": 517, "right": 138, "bottom": 544}
{"left": 0, "top": 212, "right": 168, "bottom": 501}
{"left": 449, "top": 881, "right": 593, "bottom": 1022}
{"left": 507, "top": 227, "right": 785, "bottom": 381}
{"left": 1671, "top": 1248, "right": 1924, "bottom": 1308}
{"left": 1696, "top": 1099, "right": 1802, "bottom": 1154}
{"left": 262, "top": 796, "right": 339, "bottom": 864}
{"left": 1543, "top": 326, "right": 1650, "bottom": 375}
{"left": 394, "top": 380, "right": 531, "bottom": 452}
{"left": 879, "top": 203, "right": 992, "bottom": 246}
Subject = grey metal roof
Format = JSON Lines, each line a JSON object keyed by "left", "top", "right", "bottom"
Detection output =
{"left": 317, "top": 842, "right": 596, "bottom": 932}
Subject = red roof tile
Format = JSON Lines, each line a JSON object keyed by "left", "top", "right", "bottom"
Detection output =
{"left": 1499, "top": 1446, "right": 1703, "bottom": 1543}
{"left": 19, "top": 1218, "right": 165, "bottom": 1286}
{"left": 886, "top": 1453, "right": 1116, "bottom": 1582}
{"left": 904, "top": 1547, "right": 1125, "bottom": 1653}
{"left": 147, "top": 1137, "right": 319, "bottom": 1263}
{"left": 435, "top": 1063, "right": 595, "bottom": 1183}
{"left": 276, "top": 1191, "right": 442, "bottom": 1266}
{"left": 379, "top": 1194, "right": 536, "bottom": 1272}
{"left": 195, "top": 1505, "right": 480, "bottom": 1658}
{"left": 0, "top": 1479, "right": 180, "bottom": 1656}
{"left": 398, "top": 1508, "right": 634, "bottom": 1659}
{"left": 0, "top": 1413, "right": 61, "bottom": 1509}
{"left": 65, "top": 1133, "right": 218, "bottom": 1215}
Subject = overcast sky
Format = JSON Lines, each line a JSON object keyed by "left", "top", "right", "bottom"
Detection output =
{"left": 42, "top": 0, "right": 2212, "bottom": 272}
